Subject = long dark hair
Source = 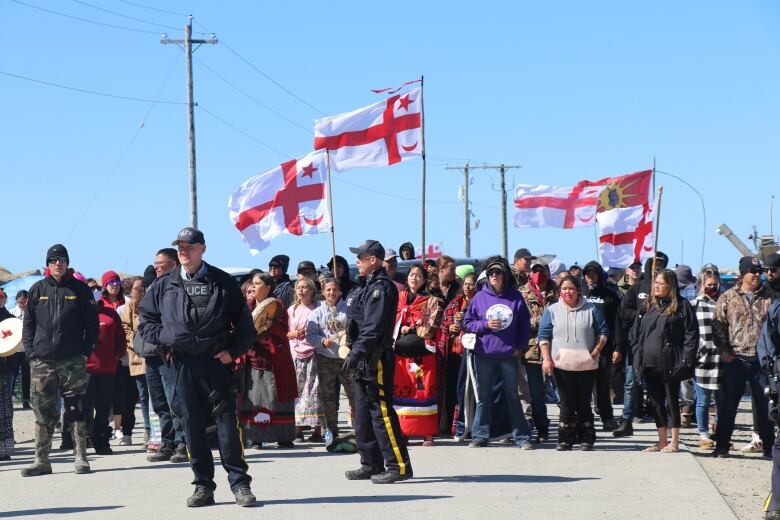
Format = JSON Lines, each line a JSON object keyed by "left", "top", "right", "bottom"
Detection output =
{"left": 646, "top": 268, "right": 680, "bottom": 317}
{"left": 405, "top": 263, "right": 428, "bottom": 293}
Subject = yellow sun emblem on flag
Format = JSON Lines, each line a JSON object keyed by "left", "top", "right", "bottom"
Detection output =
{"left": 598, "top": 183, "right": 626, "bottom": 211}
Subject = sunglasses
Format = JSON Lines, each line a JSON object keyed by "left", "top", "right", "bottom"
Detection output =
{"left": 47, "top": 256, "right": 68, "bottom": 264}
{"left": 766, "top": 267, "right": 778, "bottom": 274}
{"left": 487, "top": 269, "right": 503, "bottom": 277}
{"left": 105, "top": 280, "right": 122, "bottom": 287}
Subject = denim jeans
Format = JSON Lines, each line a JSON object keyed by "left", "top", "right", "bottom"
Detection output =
{"left": 715, "top": 357, "right": 773, "bottom": 454}
{"left": 693, "top": 381, "right": 718, "bottom": 435}
{"left": 622, "top": 361, "right": 641, "bottom": 421}
{"left": 472, "top": 355, "right": 530, "bottom": 444}
{"left": 524, "top": 363, "right": 550, "bottom": 436}
{"left": 135, "top": 375, "right": 151, "bottom": 431}
{"left": 145, "top": 356, "right": 186, "bottom": 448}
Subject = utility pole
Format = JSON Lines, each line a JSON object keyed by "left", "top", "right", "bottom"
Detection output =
{"left": 161, "top": 16, "right": 217, "bottom": 228}
{"left": 469, "top": 164, "right": 521, "bottom": 260}
{"left": 445, "top": 163, "right": 472, "bottom": 257}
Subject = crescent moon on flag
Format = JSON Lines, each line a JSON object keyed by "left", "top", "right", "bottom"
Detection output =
{"left": 402, "top": 142, "right": 418, "bottom": 152}
{"left": 578, "top": 214, "right": 594, "bottom": 223}
{"left": 304, "top": 214, "right": 324, "bottom": 226}
{"left": 643, "top": 245, "right": 653, "bottom": 252}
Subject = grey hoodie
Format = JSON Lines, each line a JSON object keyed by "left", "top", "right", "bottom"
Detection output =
{"left": 538, "top": 298, "right": 609, "bottom": 369}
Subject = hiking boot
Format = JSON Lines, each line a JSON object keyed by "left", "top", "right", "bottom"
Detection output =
{"left": 601, "top": 418, "right": 619, "bottom": 432}
{"left": 468, "top": 438, "right": 488, "bottom": 448}
{"left": 345, "top": 466, "right": 382, "bottom": 480}
{"left": 580, "top": 443, "right": 594, "bottom": 451}
{"left": 21, "top": 423, "right": 53, "bottom": 477}
{"left": 233, "top": 486, "right": 257, "bottom": 507}
{"left": 698, "top": 438, "right": 715, "bottom": 449}
{"left": 612, "top": 420, "right": 633, "bottom": 437}
{"left": 371, "top": 468, "right": 413, "bottom": 484}
{"left": 147, "top": 445, "right": 174, "bottom": 462}
{"left": 556, "top": 442, "right": 573, "bottom": 451}
{"left": 170, "top": 444, "right": 189, "bottom": 463}
{"left": 766, "top": 511, "right": 780, "bottom": 520}
{"left": 72, "top": 422, "right": 91, "bottom": 474}
{"left": 186, "top": 485, "right": 215, "bottom": 507}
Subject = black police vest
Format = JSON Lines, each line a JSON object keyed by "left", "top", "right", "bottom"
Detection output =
{"left": 183, "top": 277, "right": 211, "bottom": 325}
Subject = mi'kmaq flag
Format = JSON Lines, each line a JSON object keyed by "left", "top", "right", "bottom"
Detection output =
{"left": 229, "top": 150, "right": 330, "bottom": 255}
{"left": 313, "top": 87, "right": 422, "bottom": 171}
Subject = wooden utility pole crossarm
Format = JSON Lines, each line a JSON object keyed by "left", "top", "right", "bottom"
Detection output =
{"left": 161, "top": 16, "right": 217, "bottom": 228}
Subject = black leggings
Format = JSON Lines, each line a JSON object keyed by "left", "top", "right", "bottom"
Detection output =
{"left": 553, "top": 368, "right": 596, "bottom": 426}
{"left": 644, "top": 367, "right": 680, "bottom": 428}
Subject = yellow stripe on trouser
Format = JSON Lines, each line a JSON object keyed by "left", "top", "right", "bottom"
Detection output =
{"left": 237, "top": 416, "right": 246, "bottom": 459}
{"left": 376, "top": 359, "right": 406, "bottom": 475}
{"left": 765, "top": 492, "right": 772, "bottom": 512}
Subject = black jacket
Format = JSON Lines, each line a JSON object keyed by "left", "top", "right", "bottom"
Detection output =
{"left": 630, "top": 297, "right": 698, "bottom": 381}
{"left": 23, "top": 272, "right": 98, "bottom": 361}
{"left": 138, "top": 262, "right": 255, "bottom": 359}
{"left": 347, "top": 268, "right": 399, "bottom": 359}
{"left": 581, "top": 261, "right": 623, "bottom": 354}
{"left": 272, "top": 274, "right": 295, "bottom": 309}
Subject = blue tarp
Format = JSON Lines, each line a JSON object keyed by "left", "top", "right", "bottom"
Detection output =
{"left": 1, "top": 275, "right": 44, "bottom": 310}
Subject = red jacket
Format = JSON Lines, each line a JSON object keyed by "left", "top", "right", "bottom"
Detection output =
{"left": 87, "top": 302, "right": 127, "bottom": 375}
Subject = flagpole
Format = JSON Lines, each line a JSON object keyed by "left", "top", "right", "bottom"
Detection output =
{"left": 419, "top": 74, "right": 427, "bottom": 261}
{"left": 651, "top": 186, "right": 664, "bottom": 276}
{"left": 326, "top": 150, "right": 338, "bottom": 277}
{"left": 652, "top": 156, "right": 656, "bottom": 194}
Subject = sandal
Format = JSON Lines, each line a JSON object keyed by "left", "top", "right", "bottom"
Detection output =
{"left": 644, "top": 445, "right": 661, "bottom": 452}
{"left": 660, "top": 445, "right": 680, "bottom": 453}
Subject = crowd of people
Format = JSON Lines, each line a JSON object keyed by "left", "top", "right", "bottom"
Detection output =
{"left": 1, "top": 234, "right": 780, "bottom": 505}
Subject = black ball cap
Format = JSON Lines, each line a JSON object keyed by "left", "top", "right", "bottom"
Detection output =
{"left": 46, "top": 243, "right": 69, "bottom": 264}
{"left": 349, "top": 239, "right": 385, "bottom": 260}
{"left": 514, "top": 248, "right": 536, "bottom": 260}
{"left": 739, "top": 256, "right": 762, "bottom": 274}
{"left": 766, "top": 253, "right": 780, "bottom": 269}
{"left": 297, "top": 260, "right": 316, "bottom": 274}
{"left": 172, "top": 227, "right": 205, "bottom": 246}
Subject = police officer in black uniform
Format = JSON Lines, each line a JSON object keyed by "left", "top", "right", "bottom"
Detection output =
{"left": 760, "top": 298, "right": 780, "bottom": 519}
{"left": 343, "top": 239, "right": 413, "bottom": 484}
{"left": 139, "top": 227, "right": 257, "bottom": 507}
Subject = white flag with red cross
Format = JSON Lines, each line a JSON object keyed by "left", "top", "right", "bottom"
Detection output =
{"left": 313, "top": 87, "right": 422, "bottom": 171}
{"left": 513, "top": 182, "right": 605, "bottom": 229}
{"left": 415, "top": 242, "right": 443, "bottom": 259}
{"left": 596, "top": 199, "right": 656, "bottom": 268}
{"left": 228, "top": 150, "right": 330, "bottom": 255}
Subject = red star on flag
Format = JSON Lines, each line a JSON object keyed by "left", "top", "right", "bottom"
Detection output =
{"left": 397, "top": 94, "right": 413, "bottom": 111}
{"left": 301, "top": 163, "right": 317, "bottom": 178}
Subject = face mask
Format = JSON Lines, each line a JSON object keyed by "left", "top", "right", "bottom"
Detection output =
{"left": 704, "top": 286, "right": 718, "bottom": 297}
{"left": 530, "top": 272, "right": 548, "bottom": 286}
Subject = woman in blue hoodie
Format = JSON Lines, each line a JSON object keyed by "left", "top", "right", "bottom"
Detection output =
{"left": 463, "top": 256, "right": 533, "bottom": 449}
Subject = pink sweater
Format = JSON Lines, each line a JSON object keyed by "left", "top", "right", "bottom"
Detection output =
{"left": 287, "top": 303, "right": 316, "bottom": 359}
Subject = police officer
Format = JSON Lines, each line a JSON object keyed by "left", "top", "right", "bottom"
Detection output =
{"left": 139, "top": 227, "right": 257, "bottom": 507}
{"left": 343, "top": 239, "right": 413, "bottom": 484}
{"left": 759, "top": 298, "right": 780, "bottom": 519}
{"left": 21, "top": 244, "right": 98, "bottom": 477}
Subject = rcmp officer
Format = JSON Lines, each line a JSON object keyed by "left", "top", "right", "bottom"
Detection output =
{"left": 139, "top": 227, "right": 257, "bottom": 507}
{"left": 759, "top": 298, "right": 780, "bottom": 519}
{"left": 21, "top": 244, "right": 98, "bottom": 477}
{"left": 343, "top": 239, "right": 413, "bottom": 484}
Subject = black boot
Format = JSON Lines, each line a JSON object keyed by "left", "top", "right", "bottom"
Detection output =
{"left": 579, "top": 421, "right": 596, "bottom": 451}
{"left": 556, "top": 422, "right": 576, "bottom": 451}
{"left": 345, "top": 466, "right": 382, "bottom": 480}
{"left": 613, "top": 419, "right": 634, "bottom": 438}
{"left": 371, "top": 467, "right": 414, "bottom": 484}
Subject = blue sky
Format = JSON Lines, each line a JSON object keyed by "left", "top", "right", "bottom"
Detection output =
{"left": 2, "top": 1, "right": 778, "bottom": 278}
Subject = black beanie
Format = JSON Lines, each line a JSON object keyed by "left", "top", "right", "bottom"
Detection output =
{"left": 141, "top": 265, "right": 157, "bottom": 288}
{"left": 269, "top": 254, "right": 290, "bottom": 272}
{"left": 46, "top": 243, "right": 69, "bottom": 264}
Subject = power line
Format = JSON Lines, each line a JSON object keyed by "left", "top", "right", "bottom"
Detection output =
{"left": 71, "top": 0, "right": 180, "bottom": 31}
{"left": 0, "top": 70, "right": 185, "bottom": 104}
{"left": 194, "top": 57, "right": 312, "bottom": 134}
{"left": 196, "top": 104, "right": 294, "bottom": 159}
{"left": 66, "top": 54, "right": 182, "bottom": 240}
{"left": 116, "top": 0, "right": 187, "bottom": 17}
{"left": 10, "top": 0, "right": 164, "bottom": 34}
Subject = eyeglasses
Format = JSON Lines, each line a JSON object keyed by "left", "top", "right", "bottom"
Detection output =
{"left": 47, "top": 256, "right": 68, "bottom": 264}
{"left": 106, "top": 280, "right": 122, "bottom": 287}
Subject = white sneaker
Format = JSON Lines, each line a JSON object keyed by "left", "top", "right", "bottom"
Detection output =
{"left": 740, "top": 440, "right": 764, "bottom": 453}
{"left": 114, "top": 429, "right": 123, "bottom": 440}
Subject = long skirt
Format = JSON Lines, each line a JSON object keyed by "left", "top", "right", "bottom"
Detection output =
{"left": 294, "top": 356, "right": 324, "bottom": 428}
{"left": 394, "top": 353, "right": 438, "bottom": 437}
{"left": 0, "top": 373, "right": 14, "bottom": 457}
{"left": 239, "top": 367, "right": 295, "bottom": 443}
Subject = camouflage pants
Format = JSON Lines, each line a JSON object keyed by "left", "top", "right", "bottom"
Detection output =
{"left": 30, "top": 356, "right": 89, "bottom": 430}
{"left": 316, "top": 354, "right": 354, "bottom": 435}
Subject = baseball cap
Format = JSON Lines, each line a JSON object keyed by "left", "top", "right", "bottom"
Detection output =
{"left": 384, "top": 248, "right": 398, "bottom": 261}
{"left": 349, "top": 240, "right": 385, "bottom": 260}
{"left": 765, "top": 253, "right": 780, "bottom": 269}
{"left": 171, "top": 227, "right": 205, "bottom": 246}
{"left": 654, "top": 251, "right": 669, "bottom": 268}
{"left": 530, "top": 260, "right": 548, "bottom": 272}
{"left": 514, "top": 248, "right": 536, "bottom": 260}
{"left": 297, "top": 260, "right": 316, "bottom": 274}
{"left": 739, "top": 256, "right": 762, "bottom": 274}
{"left": 700, "top": 263, "right": 720, "bottom": 274}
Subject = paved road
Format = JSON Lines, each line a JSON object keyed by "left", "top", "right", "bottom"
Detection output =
{"left": 0, "top": 405, "right": 737, "bottom": 519}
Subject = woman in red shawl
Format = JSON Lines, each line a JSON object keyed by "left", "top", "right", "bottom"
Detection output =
{"left": 393, "top": 264, "right": 444, "bottom": 445}
{"left": 437, "top": 271, "right": 478, "bottom": 436}
{"left": 238, "top": 272, "right": 298, "bottom": 448}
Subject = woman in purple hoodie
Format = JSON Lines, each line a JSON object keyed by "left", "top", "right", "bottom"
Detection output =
{"left": 463, "top": 256, "right": 533, "bottom": 449}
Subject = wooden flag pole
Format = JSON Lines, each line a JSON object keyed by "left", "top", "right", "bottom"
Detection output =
{"left": 651, "top": 186, "right": 664, "bottom": 277}
{"left": 419, "top": 74, "right": 427, "bottom": 261}
{"left": 326, "top": 150, "right": 338, "bottom": 277}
